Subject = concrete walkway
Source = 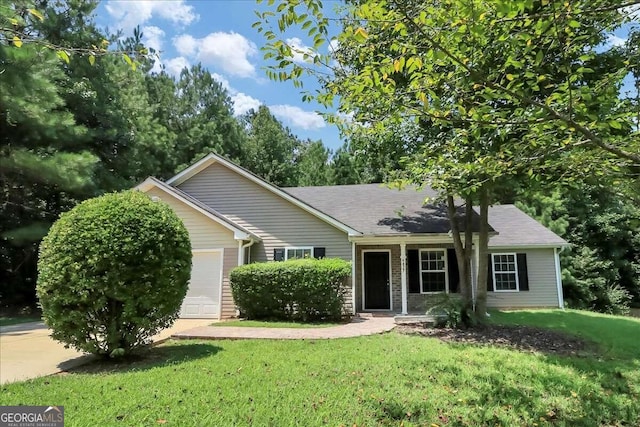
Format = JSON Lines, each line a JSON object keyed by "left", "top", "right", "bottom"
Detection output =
{"left": 172, "top": 316, "right": 396, "bottom": 340}
{"left": 0, "top": 319, "right": 212, "bottom": 385}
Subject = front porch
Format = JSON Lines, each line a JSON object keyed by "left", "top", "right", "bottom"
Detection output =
{"left": 352, "top": 239, "right": 478, "bottom": 316}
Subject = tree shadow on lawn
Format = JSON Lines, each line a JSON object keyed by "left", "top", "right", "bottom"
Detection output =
{"left": 396, "top": 310, "right": 640, "bottom": 424}
{"left": 439, "top": 310, "right": 640, "bottom": 424}
{"left": 417, "top": 339, "right": 640, "bottom": 425}
{"left": 57, "top": 342, "right": 222, "bottom": 376}
{"left": 490, "top": 309, "right": 640, "bottom": 361}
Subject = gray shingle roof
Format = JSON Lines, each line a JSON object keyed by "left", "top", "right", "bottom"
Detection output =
{"left": 285, "top": 183, "right": 567, "bottom": 247}
{"left": 481, "top": 205, "right": 567, "bottom": 247}
{"left": 285, "top": 183, "right": 480, "bottom": 235}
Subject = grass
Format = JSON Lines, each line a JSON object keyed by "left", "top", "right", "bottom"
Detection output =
{"left": 212, "top": 319, "right": 342, "bottom": 328}
{"left": 489, "top": 308, "right": 640, "bottom": 359}
{"left": 0, "top": 316, "right": 41, "bottom": 327}
{"left": 1, "top": 309, "right": 639, "bottom": 426}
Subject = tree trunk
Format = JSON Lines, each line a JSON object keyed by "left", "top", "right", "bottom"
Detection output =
{"left": 464, "top": 195, "right": 474, "bottom": 303}
{"left": 446, "top": 195, "right": 471, "bottom": 308}
{"left": 476, "top": 186, "right": 490, "bottom": 317}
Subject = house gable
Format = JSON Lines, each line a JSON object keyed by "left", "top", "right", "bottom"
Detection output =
{"left": 137, "top": 177, "right": 255, "bottom": 242}
{"left": 172, "top": 158, "right": 353, "bottom": 262}
{"left": 168, "top": 154, "right": 359, "bottom": 236}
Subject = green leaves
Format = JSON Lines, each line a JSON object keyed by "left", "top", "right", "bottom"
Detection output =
{"left": 56, "top": 50, "right": 70, "bottom": 64}
{"left": 122, "top": 53, "right": 137, "bottom": 71}
{"left": 230, "top": 258, "right": 351, "bottom": 321}
{"left": 354, "top": 27, "right": 369, "bottom": 43}
{"left": 28, "top": 8, "right": 44, "bottom": 21}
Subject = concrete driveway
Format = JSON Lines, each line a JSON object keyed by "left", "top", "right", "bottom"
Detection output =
{"left": 0, "top": 319, "right": 213, "bottom": 385}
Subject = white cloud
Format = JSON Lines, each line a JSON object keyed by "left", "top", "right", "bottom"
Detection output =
{"left": 285, "top": 37, "right": 315, "bottom": 64}
{"left": 142, "top": 26, "right": 164, "bottom": 52}
{"left": 105, "top": 0, "right": 198, "bottom": 33}
{"left": 336, "top": 110, "right": 355, "bottom": 124}
{"left": 232, "top": 93, "right": 262, "bottom": 116}
{"left": 172, "top": 32, "right": 257, "bottom": 78}
{"left": 621, "top": 5, "right": 640, "bottom": 21}
{"left": 269, "top": 105, "right": 326, "bottom": 130}
{"left": 328, "top": 38, "right": 340, "bottom": 54}
{"left": 198, "top": 32, "right": 258, "bottom": 77}
{"left": 173, "top": 34, "right": 198, "bottom": 57}
{"left": 165, "top": 56, "right": 190, "bottom": 77}
{"left": 607, "top": 34, "right": 627, "bottom": 47}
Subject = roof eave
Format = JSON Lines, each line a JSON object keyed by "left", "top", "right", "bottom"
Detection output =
{"left": 488, "top": 242, "right": 570, "bottom": 249}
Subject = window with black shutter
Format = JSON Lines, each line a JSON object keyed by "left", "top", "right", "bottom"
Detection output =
{"left": 419, "top": 249, "right": 447, "bottom": 292}
{"left": 408, "top": 249, "right": 420, "bottom": 293}
{"left": 447, "top": 248, "right": 459, "bottom": 293}
{"left": 274, "top": 248, "right": 285, "bottom": 261}
{"left": 516, "top": 253, "right": 529, "bottom": 291}
{"left": 488, "top": 253, "right": 529, "bottom": 292}
{"left": 313, "top": 247, "right": 326, "bottom": 259}
{"left": 285, "top": 247, "right": 312, "bottom": 259}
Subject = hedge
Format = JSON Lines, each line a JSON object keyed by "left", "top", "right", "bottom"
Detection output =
{"left": 230, "top": 258, "right": 351, "bottom": 321}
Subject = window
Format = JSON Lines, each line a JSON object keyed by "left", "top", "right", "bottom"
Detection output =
{"left": 419, "top": 250, "right": 448, "bottom": 293}
{"left": 492, "top": 253, "right": 519, "bottom": 291}
{"left": 285, "top": 247, "right": 312, "bottom": 260}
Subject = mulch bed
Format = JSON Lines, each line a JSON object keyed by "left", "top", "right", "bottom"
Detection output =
{"left": 396, "top": 323, "right": 593, "bottom": 357}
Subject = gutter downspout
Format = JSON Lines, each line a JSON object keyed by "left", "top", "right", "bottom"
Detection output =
{"left": 554, "top": 246, "right": 567, "bottom": 309}
{"left": 238, "top": 239, "right": 256, "bottom": 266}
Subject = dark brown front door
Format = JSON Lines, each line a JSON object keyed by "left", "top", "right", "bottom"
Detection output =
{"left": 363, "top": 251, "right": 391, "bottom": 310}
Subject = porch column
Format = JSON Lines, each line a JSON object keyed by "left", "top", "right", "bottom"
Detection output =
{"left": 351, "top": 241, "right": 357, "bottom": 315}
{"left": 400, "top": 242, "right": 408, "bottom": 314}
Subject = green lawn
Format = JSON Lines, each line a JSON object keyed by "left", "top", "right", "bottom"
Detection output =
{"left": 1, "top": 309, "right": 639, "bottom": 426}
{"left": 212, "top": 319, "right": 342, "bottom": 328}
{"left": 489, "top": 308, "right": 640, "bottom": 359}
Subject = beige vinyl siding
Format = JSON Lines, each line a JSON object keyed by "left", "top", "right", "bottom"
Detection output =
{"left": 177, "top": 162, "right": 352, "bottom": 262}
{"left": 145, "top": 187, "right": 237, "bottom": 249}
{"left": 221, "top": 247, "right": 239, "bottom": 318}
{"left": 486, "top": 248, "right": 560, "bottom": 308}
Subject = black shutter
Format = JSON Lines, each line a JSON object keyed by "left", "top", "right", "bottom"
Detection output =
{"left": 274, "top": 248, "right": 285, "bottom": 261}
{"left": 517, "top": 253, "right": 529, "bottom": 291}
{"left": 447, "top": 248, "right": 459, "bottom": 293}
{"left": 408, "top": 249, "right": 420, "bottom": 293}
{"left": 487, "top": 254, "right": 494, "bottom": 292}
{"left": 313, "top": 247, "right": 326, "bottom": 259}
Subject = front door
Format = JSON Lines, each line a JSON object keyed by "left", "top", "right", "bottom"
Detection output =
{"left": 363, "top": 251, "right": 391, "bottom": 310}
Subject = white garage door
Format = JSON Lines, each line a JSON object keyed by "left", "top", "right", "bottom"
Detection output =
{"left": 180, "top": 250, "right": 222, "bottom": 318}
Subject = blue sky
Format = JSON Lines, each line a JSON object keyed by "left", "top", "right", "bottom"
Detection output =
{"left": 95, "top": 0, "right": 346, "bottom": 151}
{"left": 95, "top": 1, "right": 638, "bottom": 152}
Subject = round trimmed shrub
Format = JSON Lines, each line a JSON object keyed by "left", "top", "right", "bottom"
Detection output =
{"left": 37, "top": 190, "right": 192, "bottom": 358}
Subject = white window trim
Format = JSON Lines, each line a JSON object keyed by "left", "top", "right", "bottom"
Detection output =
{"left": 491, "top": 253, "right": 520, "bottom": 293}
{"left": 284, "top": 246, "right": 313, "bottom": 260}
{"left": 419, "top": 249, "right": 449, "bottom": 294}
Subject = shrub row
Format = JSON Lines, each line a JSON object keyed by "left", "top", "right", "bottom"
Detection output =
{"left": 230, "top": 258, "right": 351, "bottom": 321}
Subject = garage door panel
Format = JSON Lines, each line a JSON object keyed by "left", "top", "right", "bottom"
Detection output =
{"left": 180, "top": 250, "right": 222, "bottom": 319}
